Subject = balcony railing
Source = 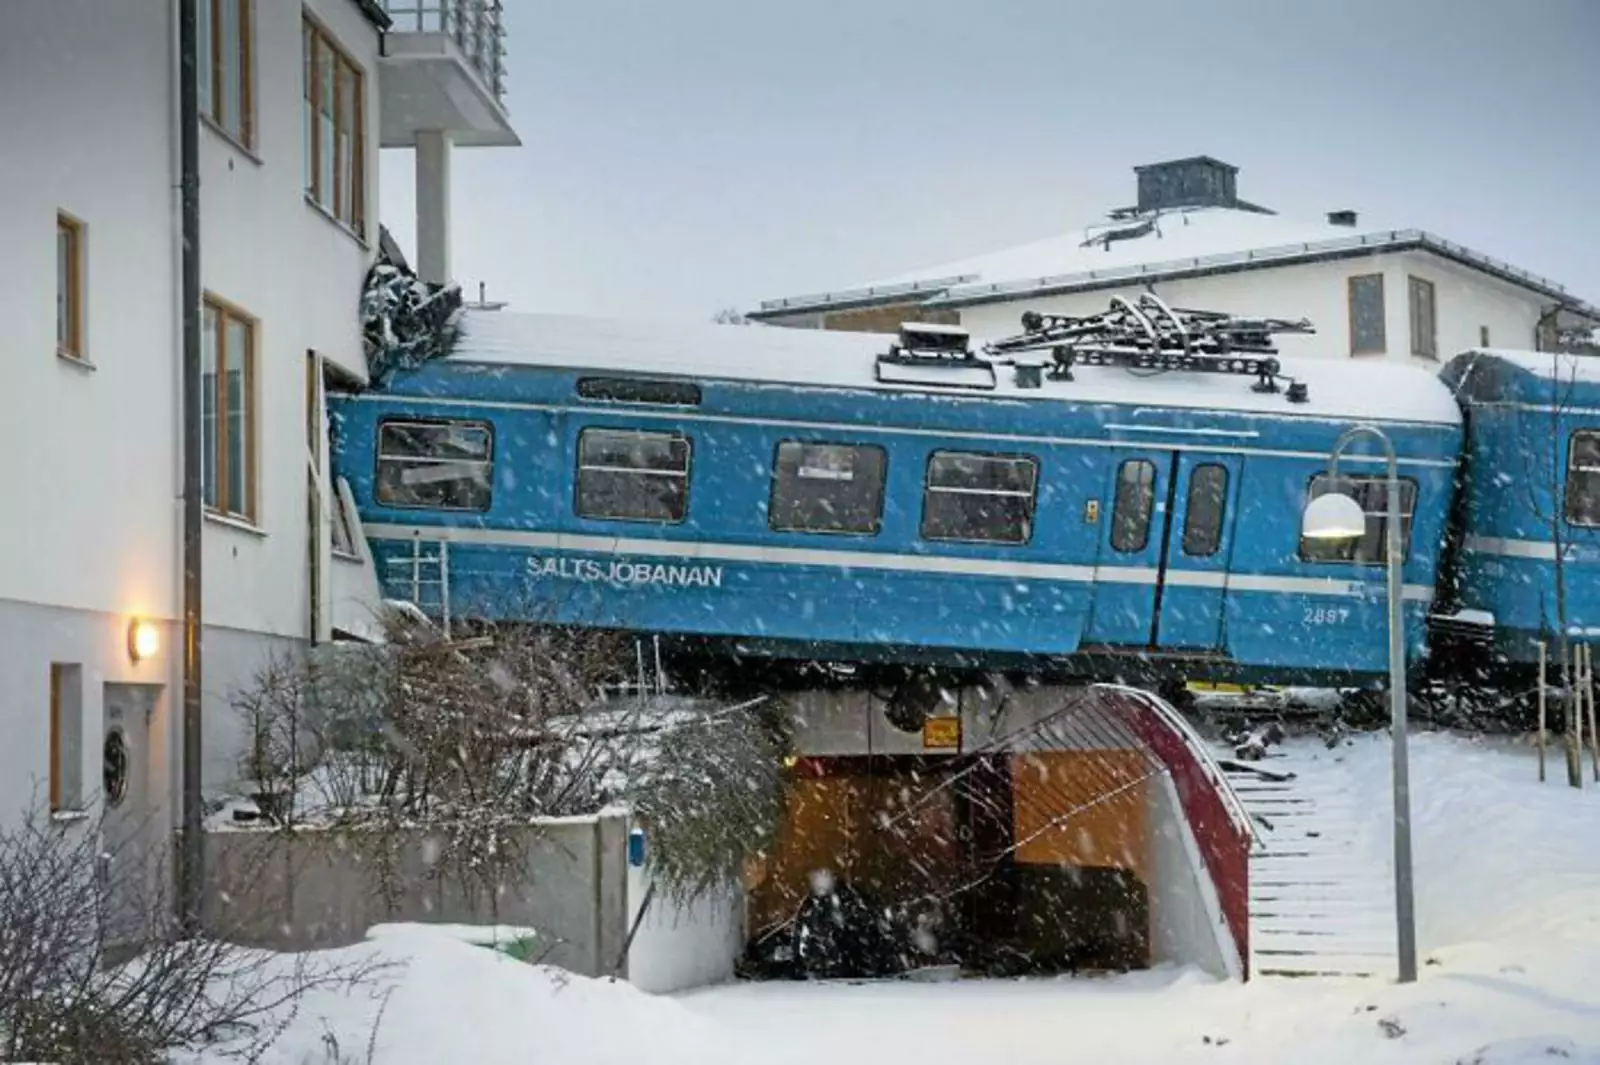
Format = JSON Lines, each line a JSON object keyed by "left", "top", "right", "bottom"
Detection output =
{"left": 384, "top": 1, "right": 508, "bottom": 106}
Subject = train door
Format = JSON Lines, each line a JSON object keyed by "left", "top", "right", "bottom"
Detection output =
{"left": 1085, "top": 451, "right": 1240, "bottom": 651}
{"left": 1085, "top": 451, "right": 1174, "bottom": 646}
{"left": 1153, "top": 453, "right": 1241, "bottom": 650}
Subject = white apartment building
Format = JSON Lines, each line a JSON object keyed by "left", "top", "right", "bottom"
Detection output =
{"left": 0, "top": 0, "right": 518, "bottom": 861}
{"left": 751, "top": 157, "right": 1600, "bottom": 358}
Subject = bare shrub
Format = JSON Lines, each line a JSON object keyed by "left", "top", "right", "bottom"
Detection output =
{"left": 232, "top": 611, "right": 793, "bottom": 915}
{"left": 0, "top": 803, "right": 381, "bottom": 1064}
{"left": 627, "top": 696, "right": 790, "bottom": 903}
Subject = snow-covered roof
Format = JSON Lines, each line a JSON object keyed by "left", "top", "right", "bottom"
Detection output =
{"left": 753, "top": 206, "right": 1599, "bottom": 320}
{"left": 1464, "top": 348, "right": 1600, "bottom": 384}
{"left": 877, "top": 207, "right": 1347, "bottom": 292}
{"left": 447, "top": 310, "right": 1463, "bottom": 426}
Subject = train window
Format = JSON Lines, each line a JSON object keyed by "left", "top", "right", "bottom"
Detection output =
{"left": 576, "top": 427, "right": 691, "bottom": 524}
{"left": 1110, "top": 459, "right": 1157, "bottom": 553}
{"left": 1182, "top": 464, "right": 1229, "bottom": 557}
{"left": 1299, "top": 475, "right": 1417, "bottom": 564}
{"left": 921, "top": 451, "right": 1038, "bottom": 544}
{"left": 375, "top": 419, "right": 493, "bottom": 512}
{"left": 576, "top": 377, "right": 702, "bottom": 407}
{"left": 769, "top": 442, "right": 886, "bottom": 535}
{"left": 1565, "top": 432, "right": 1600, "bottom": 526}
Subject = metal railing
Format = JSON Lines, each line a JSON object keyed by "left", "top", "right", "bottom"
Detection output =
{"left": 383, "top": 0, "right": 508, "bottom": 106}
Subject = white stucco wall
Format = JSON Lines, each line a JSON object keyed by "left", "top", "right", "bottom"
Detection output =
{"left": 0, "top": 0, "right": 384, "bottom": 823}
{"left": 201, "top": 0, "right": 379, "bottom": 642}
{"left": 626, "top": 858, "right": 745, "bottom": 995}
{"left": 0, "top": 0, "right": 180, "bottom": 623}
{"left": 952, "top": 251, "right": 1548, "bottom": 366}
{"left": 1146, "top": 772, "right": 1239, "bottom": 979}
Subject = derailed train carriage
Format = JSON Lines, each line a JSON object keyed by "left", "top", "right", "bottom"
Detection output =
{"left": 331, "top": 301, "right": 1463, "bottom": 695}
{"left": 1429, "top": 348, "right": 1600, "bottom": 710}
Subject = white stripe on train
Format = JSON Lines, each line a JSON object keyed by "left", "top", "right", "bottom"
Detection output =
{"left": 363, "top": 522, "right": 1435, "bottom": 603}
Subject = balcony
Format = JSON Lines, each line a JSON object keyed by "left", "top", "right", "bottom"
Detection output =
{"left": 379, "top": 1, "right": 520, "bottom": 148}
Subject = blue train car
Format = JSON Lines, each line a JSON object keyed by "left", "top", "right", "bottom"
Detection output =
{"left": 330, "top": 311, "right": 1462, "bottom": 687}
{"left": 1439, "top": 349, "right": 1600, "bottom": 673}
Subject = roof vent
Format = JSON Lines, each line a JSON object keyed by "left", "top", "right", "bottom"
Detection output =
{"left": 895, "top": 322, "right": 971, "bottom": 357}
{"left": 1327, "top": 210, "right": 1358, "bottom": 228}
{"left": 877, "top": 322, "right": 996, "bottom": 391}
{"left": 1013, "top": 363, "right": 1045, "bottom": 390}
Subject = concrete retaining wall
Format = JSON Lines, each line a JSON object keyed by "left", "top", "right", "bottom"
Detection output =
{"left": 204, "top": 813, "right": 630, "bottom": 978}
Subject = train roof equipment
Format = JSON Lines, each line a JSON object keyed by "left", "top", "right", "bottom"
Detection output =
{"left": 442, "top": 304, "right": 1462, "bottom": 427}
{"left": 982, "top": 293, "right": 1313, "bottom": 402}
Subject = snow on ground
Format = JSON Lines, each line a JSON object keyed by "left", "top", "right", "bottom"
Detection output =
{"left": 184, "top": 731, "right": 1600, "bottom": 1065}
{"left": 175, "top": 924, "right": 752, "bottom": 1065}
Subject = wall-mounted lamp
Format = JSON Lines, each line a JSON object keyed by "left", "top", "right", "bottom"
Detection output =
{"left": 128, "top": 619, "right": 160, "bottom": 663}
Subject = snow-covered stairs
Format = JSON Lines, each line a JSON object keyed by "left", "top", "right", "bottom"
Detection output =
{"left": 1222, "top": 745, "right": 1400, "bottom": 978}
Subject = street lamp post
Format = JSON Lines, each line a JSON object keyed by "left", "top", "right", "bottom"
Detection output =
{"left": 1300, "top": 423, "right": 1419, "bottom": 984}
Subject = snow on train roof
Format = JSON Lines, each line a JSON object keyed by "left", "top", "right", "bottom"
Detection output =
{"left": 451, "top": 310, "right": 1462, "bottom": 426}
{"left": 1460, "top": 348, "right": 1600, "bottom": 385}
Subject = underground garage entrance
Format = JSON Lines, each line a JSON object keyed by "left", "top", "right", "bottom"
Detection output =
{"left": 742, "top": 685, "right": 1253, "bottom": 981}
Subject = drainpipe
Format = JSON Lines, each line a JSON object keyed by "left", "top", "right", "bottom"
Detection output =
{"left": 177, "top": 0, "right": 205, "bottom": 936}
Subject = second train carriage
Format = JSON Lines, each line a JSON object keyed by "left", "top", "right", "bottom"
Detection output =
{"left": 1431, "top": 349, "right": 1600, "bottom": 691}
{"left": 329, "top": 308, "right": 1463, "bottom": 689}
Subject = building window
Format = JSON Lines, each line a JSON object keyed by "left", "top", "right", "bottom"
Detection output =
{"left": 1110, "top": 459, "right": 1158, "bottom": 553}
{"left": 1348, "top": 274, "right": 1386, "bottom": 355}
{"left": 1409, "top": 276, "right": 1437, "bottom": 358}
{"left": 376, "top": 420, "right": 494, "bottom": 512}
{"left": 921, "top": 451, "right": 1038, "bottom": 544}
{"left": 1565, "top": 432, "right": 1600, "bottom": 526}
{"left": 769, "top": 442, "right": 886, "bottom": 535}
{"left": 1300, "top": 475, "right": 1417, "bottom": 564}
{"left": 198, "top": 0, "right": 254, "bottom": 148}
{"left": 576, "top": 428, "right": 691, "bottom": 524}
{"left": 304, "top": 18, "right": 366, "bottom": 232}
{"left": 49, "top": 663, "right": 84, "bottom": 814}
{"left": 202, "top": 297, "right": 257, "bottom": 520}
{"left": 1181, "top": 464, "right": 1229, "bottom": 558}
{"left": 56, "top": 213, "right": 85, "bottom": 360}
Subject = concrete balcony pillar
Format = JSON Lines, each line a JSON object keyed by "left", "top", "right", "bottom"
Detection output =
{"left": 416, "top": 130, "right": 454, "bottom": 285}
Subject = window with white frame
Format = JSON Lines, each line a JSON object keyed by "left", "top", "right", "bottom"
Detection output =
{"left": 198, "top": 0, "right": 254, "bottom": 148}
{"left": 1110, "top": 458, "right": 1158, "bottom": 553}
{"left": 202, "top": 297, "right": 257, "bottom": 520}
{"left": 769, "top": 442, "right": 887, "bottom": 535}
{"left": 303, "top": 18, "right": 366, "bottom": 231}
{"left": 56, "top": 212, "right": 85, "bottom": 360}
{"left": 49, "top": 663, "right": 84, "bottom": 814}
{"left": 575, "top": 428, "right": 691, "bottom": 524}
{"left": 1348, "top": 273, "right": 1386, "bottom": 355}
{"left": 376, "top": 420, "right": 494, "bottom": 512}
{"left": 1299, "top": 475, "right": 1417, "bottom": 564}
{"left": 921, "top": 451, "right": 1038, "bottom": 544}
{"left": 1565, "top": 431, "right": 1600, "bottom": 526}
{"left": 1409, "top": 276, "right": 1438, "bottom": 358}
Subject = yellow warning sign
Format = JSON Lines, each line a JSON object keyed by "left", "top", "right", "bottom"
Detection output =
{"left": 923, "top": 716, "right": 961, "bottom": 751}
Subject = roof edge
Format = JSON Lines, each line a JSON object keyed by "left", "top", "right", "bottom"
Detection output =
{"left": 930, "top": 231, "right": 1600, "bottom": 319}
{"left": 753, "top": 229, "right": 1600, "bottom": 323}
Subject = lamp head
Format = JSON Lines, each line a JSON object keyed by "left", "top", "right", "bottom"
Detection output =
{"left": 1302, "top": 491, "right": 1367, "bottom": 542}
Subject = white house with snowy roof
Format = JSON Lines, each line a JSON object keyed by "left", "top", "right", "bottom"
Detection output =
{"left": 750, "top": 156, "right": 1600, "bottom": 362}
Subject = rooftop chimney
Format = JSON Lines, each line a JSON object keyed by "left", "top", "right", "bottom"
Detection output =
{"left": 1327, "top": 210, "right": 1358, "bottom": 228}
{"left": 1134, "top": 156, "right": 1239, "bottom": 213}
